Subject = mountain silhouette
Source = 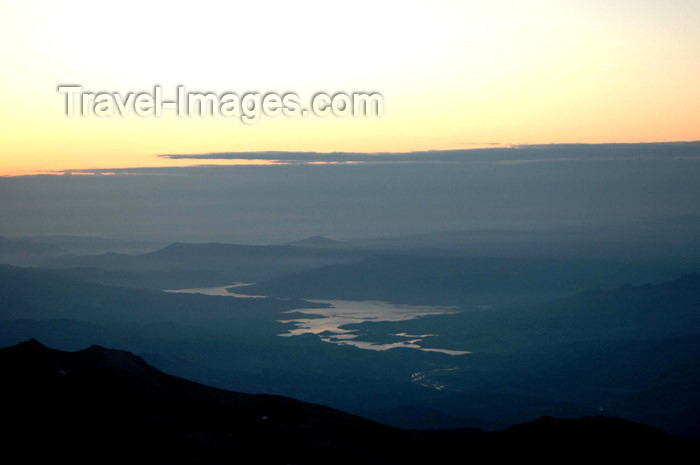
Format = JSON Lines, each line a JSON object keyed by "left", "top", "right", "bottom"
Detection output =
{"left": 1, "top": 339, "right": 693, "bottom": 464}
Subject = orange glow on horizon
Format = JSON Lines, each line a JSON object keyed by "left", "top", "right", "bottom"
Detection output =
{"left": 1, "top": 0, "right": 699, "bottom": 176}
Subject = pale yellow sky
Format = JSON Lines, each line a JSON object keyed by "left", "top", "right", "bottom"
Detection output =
{"left": 1, "top": 0, "right": 699, "bottom": 175}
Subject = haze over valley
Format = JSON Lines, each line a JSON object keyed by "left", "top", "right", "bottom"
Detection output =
{"left": 2, "top": 1, "right": 700, "bottom": 460}
{"left": 2, "top": 159, "right": 700, "bottom": 443}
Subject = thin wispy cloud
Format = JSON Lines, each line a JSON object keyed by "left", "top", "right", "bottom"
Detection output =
{"left": 157, "top": 142, "right": 700, "bottom": 166}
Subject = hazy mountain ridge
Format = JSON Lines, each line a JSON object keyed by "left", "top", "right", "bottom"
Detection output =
{"left": 0, "top": 264, "right": 323, "bottom": 330}
{"left": 7, "top": 213, "right": 698, "bottom": 291}
{"left": 29, "top": 266, "right": 233, "bottom": 290}
{"left": 345, "top": 272, "right": 700, "bottom": 352}
{"left": 0, "top": 235, "right": 66, "bottom": 266}
{"left": 241, "top": 254, "right": 698, "bottom": 307}
{"left": 38, "top": 242, "right": 367, "bottom": 285}
{"left": 284, "top": 235, "right": 348, "bottom": 248}
{"left": 18, "top": 234, "right": 168, "bottom": 255}
{"left": 350, "top": 216, "right": 700, "bottom": 261}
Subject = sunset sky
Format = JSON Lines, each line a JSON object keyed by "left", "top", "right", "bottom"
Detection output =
{"left": 1, "top": 0, "right": 699, "bottom": 176}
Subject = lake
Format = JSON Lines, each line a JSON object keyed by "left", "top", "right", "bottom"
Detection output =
{"left": 164, "top": 284, "right": 470, "bottom": 356}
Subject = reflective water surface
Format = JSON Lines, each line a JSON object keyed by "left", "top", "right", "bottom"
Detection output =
{"left": 164, "top": 285, "right": 470, "bottom": 355}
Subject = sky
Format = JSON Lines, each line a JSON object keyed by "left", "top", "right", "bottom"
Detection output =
{"left": 1, "top": 0, "right": 699, "bottom": 176}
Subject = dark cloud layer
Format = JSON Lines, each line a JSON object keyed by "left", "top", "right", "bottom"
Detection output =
{"left": 2, "top": 143, "right": 699, "bottom": 243}
{"left": 157, "top": 142, "right": 700, "bottom": 165}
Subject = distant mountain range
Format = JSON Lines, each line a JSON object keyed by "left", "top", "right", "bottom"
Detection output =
{"left": 0, "top": 214, "right": 690, "bottom": 293}
{"left": 0, "top": 264, "right": 314, "bottom": 330}
{"left": 0, "top": 235, "right": 65, "bottom": 266}
{"left": 38, "top": 241, "right": 365, "bottom": 283}
{"left": 1, "top": 213, "right": 698, "bottom": 269}
{"left": 348, "top": 215, "right": 700, "bottom": 260}
{"left": 241, "top": 254, "right": 698, "bottom": 307}
{"left": 284, "top": 235, "right": 348, "bottom": 248}
{"left": 1, "top": 339, "right": 692, "bottom": 464}
{"left": 19, "top": 234, "right": 168, "bottom": 254}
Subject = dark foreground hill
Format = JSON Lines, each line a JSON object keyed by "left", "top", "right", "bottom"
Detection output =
{"left": 0, "top": 340, "right": 692, "bottom": 464}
